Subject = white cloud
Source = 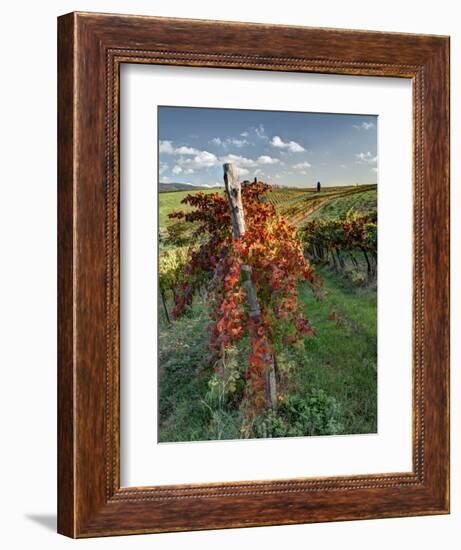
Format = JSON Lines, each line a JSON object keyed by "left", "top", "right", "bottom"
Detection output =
{"left": 355, "top": 151, "right": 378, "bottom": 164}
{"left": 161, "top": 141, "right": 282, "bottom": 178}
{"left": 171, "top": 165, "right": 194, "bottom": 175}
{"left": 231, "top": 138, "right": 249, "bottom": 147}
{"left": 210, "top": 137, "right": 249, "bottom": 148}
{"left": 159, "top": 140, "right": 175, "bottom": 154}
{"left": 220, "top": 153, "right": 257, "bottom": 167}
{"left": 178, "top": 150, "right": 219, "bottom": 170}
{"left": 240, "top": 131, "right": 249, "bottom": 137}
{"left": 159, "top": 162, "right": 168, "bottom": 175}
{"left": 271, "top": 136, "right": 305, "bottom": 152}
{"left": 159, "top": 141, "right": 200, "bottom": 155}
{"left": 221, "top": 153, "right": 279, "bottom": 168}
{"left": 271, "top": 136, "right": 285, "bottom": 148}
{"left": 237, "top": 167, "right": 250, "bottom": 176}
{"left": 293, "top": 161, "right": 312, "bottom": 170}
{"left": 257, "top": 155, "right": 279, "bottom": 165}
{"left": 353, "top": 121, "right": 376, "bottom": 130}
{"left": 175, "top": 145, "right": 199, "bottom": 155}
{"left": 255, "top": 124, "right": 267, "bottom": 140}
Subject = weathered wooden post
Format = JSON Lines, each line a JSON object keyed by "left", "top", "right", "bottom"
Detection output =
{"left": 223, "top": 163, "right": 277, "bottom": 409}
{"left": 160, "top": 289, "right": 171, "bottom": 325}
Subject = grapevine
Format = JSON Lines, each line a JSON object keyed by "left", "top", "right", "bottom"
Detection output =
{"left": 169, "top": 182, "right": 315, "bottom": 418}
{"left": 302, "top": 210, "right": 377, "bottom": 278}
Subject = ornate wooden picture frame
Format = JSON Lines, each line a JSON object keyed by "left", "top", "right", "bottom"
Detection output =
{"left": 57, "top": 12, "right": 450, "bottom": 538}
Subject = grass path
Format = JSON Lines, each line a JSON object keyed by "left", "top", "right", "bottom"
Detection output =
{"left": 293, "top": 267, "right": 377, "bottom": 434}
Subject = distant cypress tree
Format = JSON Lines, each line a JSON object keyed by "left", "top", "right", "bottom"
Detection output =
{"left": 317, "top": 181, "right": 321, "bottom": 192}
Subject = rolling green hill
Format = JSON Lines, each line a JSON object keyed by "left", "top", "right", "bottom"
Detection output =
{"left": 268, "top": 184, "right": 376, "bottom": 227}
{"left": 159, "top": 188, "right": 223, "bottom": 227}
{"left": 159, "top": 184, "right": 376, "bottom": 230}
{"left": 159, "top": 182, "right": 222, "bottom": 192}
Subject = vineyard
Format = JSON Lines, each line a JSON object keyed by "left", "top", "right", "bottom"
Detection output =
{"left": 158, "top": 179, "right": 377, "bottom": 442}
{"left": 267, "top": 184, "right": 376, "bottom": 227}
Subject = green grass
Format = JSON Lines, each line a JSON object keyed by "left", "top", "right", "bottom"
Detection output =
{"left": 158, "top": 297, "right": 245, "bottom": 442}
{"left": 159, "top": 189, "right": 223, "bottom": 227}
{"left": 158, "top": 265, "right": 377, "bottom": 442}
{"left": 291, "top": 267, "right": 377, "bottom": 434}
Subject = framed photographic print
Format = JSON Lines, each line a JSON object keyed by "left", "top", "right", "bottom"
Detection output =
{"left": 57, "top": 12, "right": 450, "bottom": 537}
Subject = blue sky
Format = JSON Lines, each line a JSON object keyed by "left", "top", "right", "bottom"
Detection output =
{"left": 158, "top": 106, "right": 377, "bottom": 188}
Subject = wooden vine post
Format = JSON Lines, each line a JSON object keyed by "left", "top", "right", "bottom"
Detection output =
{"left": 160, "top": 289, "right": 171, "bottom": 325}
{"left": 223, "top": 163, "right": 277, "bottom": 409}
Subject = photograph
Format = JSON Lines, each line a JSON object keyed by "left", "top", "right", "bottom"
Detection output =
{"left": 158, "top": 106, "right": 378, "bottom": 442}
